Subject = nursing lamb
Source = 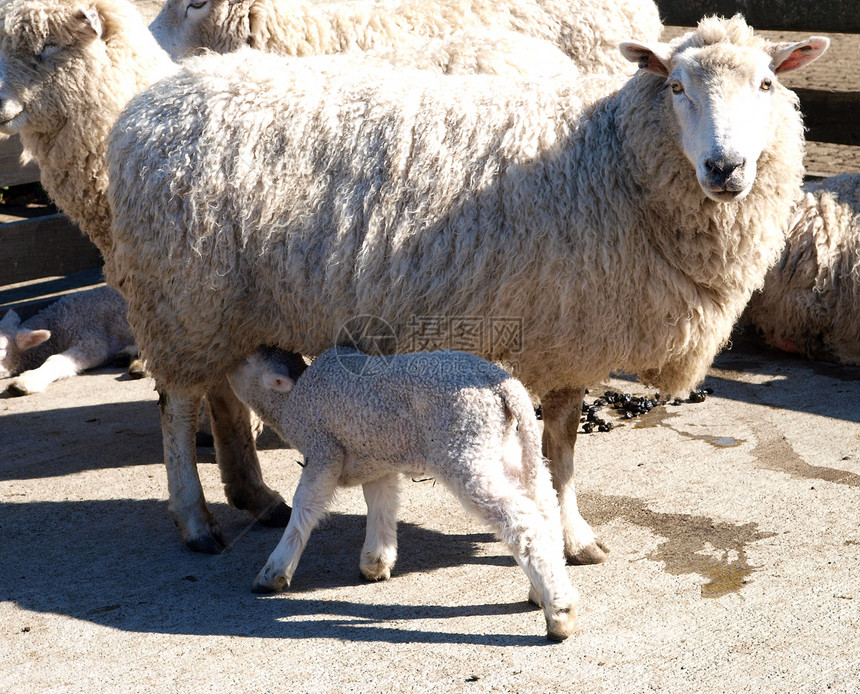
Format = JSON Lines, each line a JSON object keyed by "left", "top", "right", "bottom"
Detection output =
{"left": 227, "top": 346, "right": 578, "bottom": 641}
{"left": 106, "top": 16, "right": 828, "bottom": 559}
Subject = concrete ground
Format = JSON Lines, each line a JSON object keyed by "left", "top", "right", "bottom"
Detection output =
{"left": 1, "top": 333, "right": 858, "bottom": 693}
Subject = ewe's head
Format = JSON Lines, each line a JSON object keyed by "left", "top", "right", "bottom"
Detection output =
{"left": 620, "top": 15, "right": 828, "bottom": 203}
{"left": 150, "top": 0, "right": 248, "bottom": 60}
{"left": 0, "top": 0, "right": 138, "bottom": 135}
{"left": 0, "top": 310, "right": 50, "bottom": 377}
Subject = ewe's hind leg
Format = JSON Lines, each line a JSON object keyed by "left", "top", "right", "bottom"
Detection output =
{"left": 253, "top": 443, "right": 344, "bottom": 592}
{"left": 446, "top": 466, "right": 578, "bottom": 641}
{"left": 360, "top": 473, "right": 400, "bottom": 581}
{"left": 542, "top": 387, "right": 608, "bottom": 564}
{"left": 206, "top": 376, "right": 290, "bottom": 527}
{"left": 159, "top": 387, "right": 226, "bottom": 553}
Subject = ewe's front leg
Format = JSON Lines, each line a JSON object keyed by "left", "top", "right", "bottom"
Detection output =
{"left": 360, "top": 473, "right": 400, "bottom": 581}
{"left": 541, "top": 387, "right": 608, "bottom": 564}
{"left": 206, "top": 376, "right": 291, "bottom": 526}
{"left": 159, "top": 386, "right": 226, "bottom": 553}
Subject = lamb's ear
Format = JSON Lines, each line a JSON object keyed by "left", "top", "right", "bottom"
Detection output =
{"left": 770, "top": 37, "right": 830, "bottom": 74}
{"left": 74, "top": 7, "right": 104, "bottom": 40}
{"left": 16, "top": 328, "right": 51, "bottom": 351}
{"left": 619, "top": 41, "right": 673, "bottom": 77}
{"left": 262, "top": 371, "right": 295, "bottom": 394}
{"left": 1, "top": 309, "right": 21, "bottom": 330}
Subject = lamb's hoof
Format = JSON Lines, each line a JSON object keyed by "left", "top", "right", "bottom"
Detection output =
{"left": 127, "top": 358, "right": 148, "bottom": 379}
{"left": 185, "top": 528, "right": 228, "bottom": 554}
{"left": 256, "top": 501, "right": 292, "bottom": 527}
{"left": 566, "top": 540, "right": 609, "bottom": 565}
{"left": 360, "top": 561, "right": 393, "bottom": 582}
{"left": 546, "top": 605, "right": 577, "bottom": 642}
{"left": 252, "top": 573, "right": 288, "bottom": 593}
{"left": 7, "top": 381, "right": 36, "bottom": 396}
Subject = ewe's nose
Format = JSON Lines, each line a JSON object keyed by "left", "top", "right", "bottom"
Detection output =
{"left": 704, "top": 156, "right": 746, "bottom": 187}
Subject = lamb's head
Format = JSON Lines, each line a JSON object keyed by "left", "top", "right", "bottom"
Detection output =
{"left": 620, "top": 15, "right": 828, "bottom": 203}
{"left": 0, "top": 310, "right": 50, "bottom": 377}
{"left": 0, "top": 0, "right": 154, "bottom": 137}
{"left": 150, "top": 0, "right": 249, "bottom": 60}
{"left": 227, "top": 347, "right": 307, "bottom": 430}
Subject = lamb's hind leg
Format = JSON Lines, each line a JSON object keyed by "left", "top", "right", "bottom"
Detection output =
{"left": 159, "top": 386, "right": 226, "bottom": 553}
{"left": 360, "top": 473, "right": 400, "bottom": 581}
{"left": 542, "top": 387, "right": 608, "bottom": 564}
{"left": 206, "top": 375, "right": 291, "bottom": 527}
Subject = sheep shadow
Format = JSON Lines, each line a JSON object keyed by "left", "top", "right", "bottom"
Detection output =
{"left": 0, "top": 498, "right": 543, "bottom": 646}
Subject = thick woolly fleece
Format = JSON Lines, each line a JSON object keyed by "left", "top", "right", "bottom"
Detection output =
{"left": 0, "top": 286, "right": 134, "bottom": 378}
{"left": 149, "top": 0, "right": 662, "bottom": 77}
{"left": 108, "top": 16, "right": 804, "bottom": 402}
{"left": 744, "top": 173, "right": 860, "bottom": 365}
{"left": 0, "top": 0, "right": 175, "bottom": 256}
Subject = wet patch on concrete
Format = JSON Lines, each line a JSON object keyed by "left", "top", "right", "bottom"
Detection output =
{"left": 633, "top": 405, "right": 681, "bottom": 430}
{"left": 581, "top": 493, "right": 775, "bottom": 598}
{"left": 658, "top": 421, "right": 747, "bottom": 450}
{"left": 748, "top": 419, "right": 860, "bottom": 488}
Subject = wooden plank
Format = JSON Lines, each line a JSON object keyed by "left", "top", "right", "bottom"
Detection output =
{"left": 0, "top": 213, "right": 102, "bottom": 286}
{"left": 656, "top": 0, "right": 860, "bottom": 34}
{"left": 0, "top": 136, "right": 40, "bottom": 188}
{"left": 0, "top": 268, "right": 105, "bottom": 321}
{"left": 797, "top": 89, "right": 860, "bottom": 147}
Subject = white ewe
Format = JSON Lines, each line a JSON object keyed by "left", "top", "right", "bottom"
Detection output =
{"left": 743, "top": 173, "right": 860, "bottom": 365}
{"left": 149, "top": 0, "right": 662, "bottom": 77}
{"left": 106, "top": 16, "right": 828, "bottom": 558}
{"left": 227, "top": 346, "right": 578, "bottom": 641}
{"left": 0, "top": 0, "right": 294, "bottom": 538}
{"left": 0, "top": 286, "right": 136, "bottom": 394}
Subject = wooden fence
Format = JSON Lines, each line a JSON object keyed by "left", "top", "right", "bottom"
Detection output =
{"left": 1, "top": 0, "right": 858, "bottom": 316}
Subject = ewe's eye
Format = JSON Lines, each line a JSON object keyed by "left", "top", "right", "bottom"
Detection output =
{"left": 39, "top": 40, "right": 62, "bottom": 60}
{"left": 187, "top": 0, "right": 207, "bottom": 10}
{"left": 669, "top": 80, "right": 684, "bottom": 95}
{"left": 760, "top": 77, "right": 773, "bottom": 91}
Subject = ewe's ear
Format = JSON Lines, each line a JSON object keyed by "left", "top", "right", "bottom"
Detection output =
{"left": 16, "top": 328, "right": 51, "bottom": 351}
{"left": 74, "top": 7, "right": 104, "bottom": 40}
{"left": 619, "top": 40, "right": 673, "bottom": 77}
{"left": 262, "top": 371, "right": 295, "bottom": 394}
{"left": 770, "top": 37, "right": 830, "bottom": 74}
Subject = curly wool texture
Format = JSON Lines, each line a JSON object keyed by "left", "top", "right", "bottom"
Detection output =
{"left": 150, "top": 0, "right": 661, "bottom": 76}
{"left": 108, "top": 16, "right": 803, "bottom": 401}
{"left": 0, "top": 0, "right": 175, "bottom": 256}
{"left": 743, "top": 174, "right": 860, "bottom": 365}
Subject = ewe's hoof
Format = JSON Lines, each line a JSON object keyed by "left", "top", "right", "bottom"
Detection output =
{"left": 252, "top": 573, "right": 288, "bottom": 593}
{"left": 185, "top": 529, "right": 228, "bottom": 554}
{"left": 256, "top": 501, "right": 292, "bottom": 527}
{"left": 566, "top": 540, "right": 609, "bottom": 565}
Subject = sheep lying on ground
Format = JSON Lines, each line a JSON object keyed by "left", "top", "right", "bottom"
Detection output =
{"left": 149, "top": 0, "right": 661, "bottom": 77}
{"left": 107, "top": 16, "right": 828, "bottom": 558}
{"left": 227, "top": 346, "right": 578, "bottom": 641}
{"left": 0, "top": 0, "right": 293, "bottom": 534}
{"left": 743, "top": 173, "right": 860, "bottom": 365}
{"left": 0, "top": 286, "right": 136, "bottom": 394}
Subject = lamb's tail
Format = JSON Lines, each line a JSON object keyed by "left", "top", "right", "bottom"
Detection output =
{"left": 498, "top": 377, "right": 547, "bottom": 495}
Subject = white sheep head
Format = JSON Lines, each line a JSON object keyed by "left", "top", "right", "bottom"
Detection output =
{"left": 0, "top": 0, "right": 119, "bottom": 135}
{"left": 0, "top": 309, "right": 51, "bottom": 377}
{"left": 149, "top": 0, "right": 251, "bottom": 61}
{"left": 620, "top": 15, "right": 829, "bottom": 203}
{"left": 227, "top": 347, "right": 307, "bottom": 431}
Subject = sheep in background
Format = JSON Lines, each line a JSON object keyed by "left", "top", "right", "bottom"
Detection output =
{"left": 106, "top": 17, "right": 828, "bottom": 558}
{"left": 227, "top": 346, "right": 578, "bottom": 641}
{"left": 0, "top": 286, "right": 137, "bottom": 395}
{"left": 743, "top": 173, "right": 860, "bottom": 365}
{"left": 149, "top": 0, "right": 662, "bottom": 77}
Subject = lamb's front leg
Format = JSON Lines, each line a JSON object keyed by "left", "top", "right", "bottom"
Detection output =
{"left": 541, "top": 387, "right": 608, "bottom": 564}
{"left": 206, "top": 376, "right": 291, "bottom": 527}
{"left": 8, "top": 346, "right": 102, "bottom": 395}
{"left": 253, "top": 444, "right": 344, "bottom": 592}
{"left": 360, "top": 473, "right": 400, "bottom": 581}
{"left": 159, "top": 385, "right": 226, "bottom": 553}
